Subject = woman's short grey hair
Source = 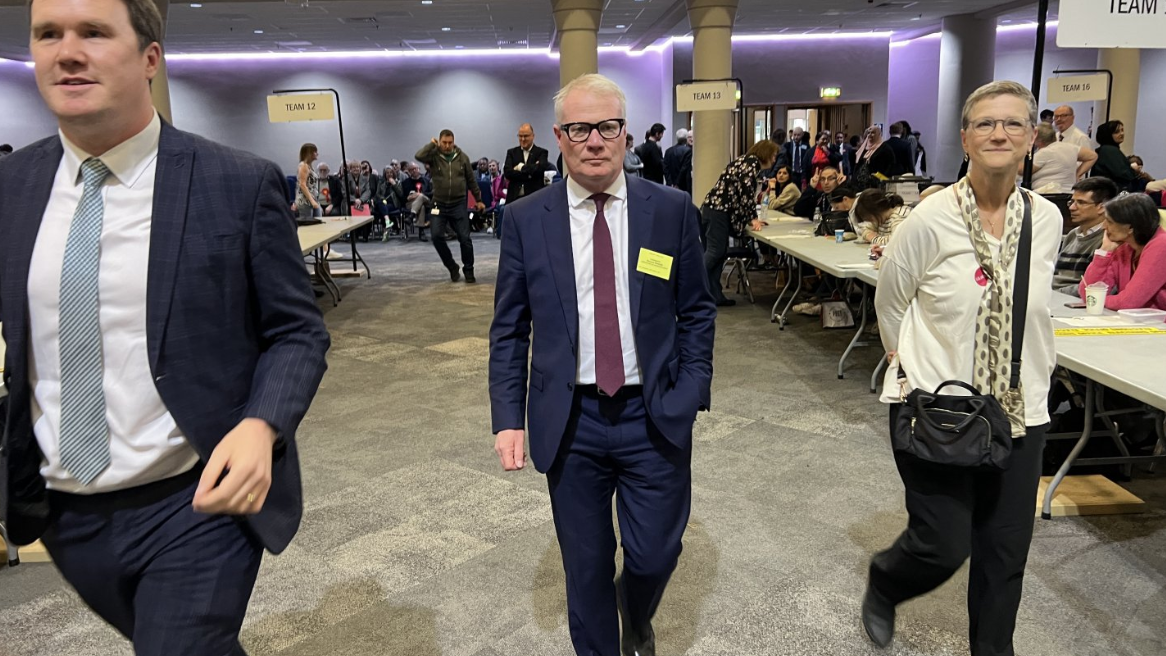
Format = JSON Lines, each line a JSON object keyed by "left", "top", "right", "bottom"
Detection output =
{"left": 961, "top": 81, "right": 1039, "bottom": 130}
{"left": 553, "top": 74, "right": 627, "bottom": 124}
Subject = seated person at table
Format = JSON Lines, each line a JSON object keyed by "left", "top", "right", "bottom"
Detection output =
{"left": 1079, "top": 193, "right": 1166, "bottom": 311}
{"left": 829, "top": 186, "right": 857, "bottom": 213}
{"left": 1053, "top": 177, "right": 1119, "bottom": 294}
{"left": 767, "top": 164, "right": 801, "bottom": 213}
{"left": 1027, "top": 123, "right": 1096, "bottom": 194}
{"left": 793, "top": 165, "right": 846, "bottom": 218}
{"left": 852, "top": 191, "right": 909, "bottom": 246}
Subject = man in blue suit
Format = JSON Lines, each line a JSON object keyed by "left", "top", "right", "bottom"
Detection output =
{"left": 489, "top": 74, "right": 716, "bottom": 656}
{"left": 0, "top": 0, "right": 329, "bottom": 653}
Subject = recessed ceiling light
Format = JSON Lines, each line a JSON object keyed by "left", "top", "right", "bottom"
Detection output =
{"left": 190, "top": 2, "right": 201, "bottom": 6}
{"left": 441, "top": 27, "right": 451, "bottom": 31}
{"left": 616, "top": 24, "right": 626, "bottom": 28}
{"left": 254, "top": 29, "right": 264, "bottom": 34}
{"left": 421, "top": 0, "right": 432, "bottom": 4}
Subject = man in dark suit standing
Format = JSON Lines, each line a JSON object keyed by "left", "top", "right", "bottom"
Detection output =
{"left": 884, "top": 121, "right": 914, "bottom": 177}
{"left": 489, "top": 74, "right": 716, "bottom": 656}
{"left": 663, "top": 128, "right": 692, "bottom": 195}
{"left": 782, "top": 127, "right": 812, "bottom": 188}
{"left": 635, "top": 122, "right": 666, "bottom": 184}
{"left": 503, "top": 122, "right": 551, "bottom": 206}
{"left": 0, "top": 0, "right": 329, "bottom": 653}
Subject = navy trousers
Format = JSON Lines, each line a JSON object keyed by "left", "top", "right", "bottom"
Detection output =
{"left": 41, "top": 468, "right": 263, "bottom": 656}
{"left": 547, "top": 386, "right": 692, "bottom": 656}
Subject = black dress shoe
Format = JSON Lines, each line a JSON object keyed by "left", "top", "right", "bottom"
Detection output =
{"left": 616, "top": 577, "right": 655, "bottom": 656}
{"left": 861, "top": 586, "right": 895, "bottom": 648}
{"left": 448, "top": 266, "right": 461, "bottom": 282}
{"left": 464, "top": 270, "right": 476, "bottom": 283}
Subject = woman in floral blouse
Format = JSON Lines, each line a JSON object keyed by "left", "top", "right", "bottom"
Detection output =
{"left": 699, "top": 140, "right": 780, "bottom": 306}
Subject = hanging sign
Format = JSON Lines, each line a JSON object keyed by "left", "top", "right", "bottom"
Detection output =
{"left": 267, "top": 93, "right": 335, "bottom": 123}
{"left": 1057, "top": 0, "right": 1166, "bottom": 48}
{"left": 675, "top": 82, "right": 738, "bottom": 112}
{"left": 1047, "top": 74, "right": 1109, "bottom": 102}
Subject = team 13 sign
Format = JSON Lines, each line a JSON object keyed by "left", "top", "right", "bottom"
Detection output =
{"left": 1058, "top": 0, "right": 1166, "bottom": 48}
{"left": 266, "top": 93, "right": 336, "bottom": 123}
{"left": 675, "top": 81, "right": 739, "bottom": 112}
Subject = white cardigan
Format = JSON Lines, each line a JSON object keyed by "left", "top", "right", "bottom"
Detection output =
{"left": 876, "top": 187, "right": 1062, "bottom": 428}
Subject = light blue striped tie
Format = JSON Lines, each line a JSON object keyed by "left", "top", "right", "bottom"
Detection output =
{"left": 58, "top": 157, "right": 112, "bottom": 485}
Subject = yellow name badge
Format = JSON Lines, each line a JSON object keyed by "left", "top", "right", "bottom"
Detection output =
{"left": 636, "top": 248, "right": 674, "bottom": 280}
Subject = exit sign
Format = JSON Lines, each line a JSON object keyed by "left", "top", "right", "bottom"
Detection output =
{"left": 820, "top": 87, "right": 842, "bottom": 99}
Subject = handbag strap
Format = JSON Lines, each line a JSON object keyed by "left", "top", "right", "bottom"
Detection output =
{"left": 1009, "top": 191, "right": 1032, "bottom": 390}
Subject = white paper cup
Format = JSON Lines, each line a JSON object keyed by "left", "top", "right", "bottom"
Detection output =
{"left": 1085, "top": 285, "right": 1107, "bottom": 315}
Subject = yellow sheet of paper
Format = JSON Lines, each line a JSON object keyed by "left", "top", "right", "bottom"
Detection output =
{"left": 636, "top": 248, "right": 673, "bottom": 280}
{"left": 1054, "top": 327, "right": 1166, "bottom": 336}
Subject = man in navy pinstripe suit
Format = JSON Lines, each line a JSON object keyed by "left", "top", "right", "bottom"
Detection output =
{"left": 0, "top": 0, "right": 329, "bottom": 653}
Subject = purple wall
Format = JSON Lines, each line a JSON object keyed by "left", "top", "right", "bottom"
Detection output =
{"left": 0, "top": 59, "right": 57, "bottom": 149}
{"left": 887, "top": 35, "right": 941, "bottom": 176}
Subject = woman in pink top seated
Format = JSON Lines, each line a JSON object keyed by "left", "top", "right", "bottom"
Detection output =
{"left": 1079, "top": 193, "right": 1166, "bottom": 310}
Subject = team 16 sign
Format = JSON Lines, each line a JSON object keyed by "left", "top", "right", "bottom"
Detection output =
{"left": 1047, "top": 73, "right": 1109, "bottom": 102}
{"left": 1058, "top": 0, "right": 1166, "bottom": 48}
{"left": 266, "top": 93, "right": 336, "bottom": 123}
{"left": 675, "top": 81, "right": 739, "bottom": 112}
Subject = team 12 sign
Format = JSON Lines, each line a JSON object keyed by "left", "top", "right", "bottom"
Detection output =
{"left": 266, "top": 93, "right": 336, "bottom": 123}
{"left": 675, "top": 82, "right": 739, "bottom": 112}
{"left": 1058, "top": 0, "right": 1166, "bottom": 48}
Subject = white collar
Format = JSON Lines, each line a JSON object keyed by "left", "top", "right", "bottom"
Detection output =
{"left": 60, "top": 111, "right": 161, "bottom": 189}
{"left": 566, "top": 172, "right": 628, "bottom": 210}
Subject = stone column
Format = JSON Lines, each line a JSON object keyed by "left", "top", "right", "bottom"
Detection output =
{"left": 1094, "top": 48, "right": 1139, "bottom": 152}
{"left": 934, "top": 13, "right": 996, "bottom": 180}
{"left": 687, "top": 0, "right": 738, "bottom": 203}
{"left": 151, "top": 0, "right": 173, "bottom": 124}
{"left": 552, "top": 0, "right": 603, "bottom": 88}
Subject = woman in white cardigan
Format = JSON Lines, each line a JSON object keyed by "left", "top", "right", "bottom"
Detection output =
{"left": 861, "top": 81, "right": 1063, "bottom": 656}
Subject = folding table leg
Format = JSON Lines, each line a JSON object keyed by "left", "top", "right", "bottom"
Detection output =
{"left": 1043, "top": 380, "right": 1097, "bottom": 519}
{"left": 838, "top": 283, "right": 868, "bottom": 379}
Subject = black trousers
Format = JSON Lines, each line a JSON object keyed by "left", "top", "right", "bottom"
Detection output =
{"left": 868, "top": 405, "right": 1047, "bottom": 656}
{"left": 699, "top": 205, "right": 731, "bottom": 303}
{"left": 41, "top": 468, "right": 263, "bottom": 656}
{"left": 431, "top": 201, "right": 474, "bottom": 273}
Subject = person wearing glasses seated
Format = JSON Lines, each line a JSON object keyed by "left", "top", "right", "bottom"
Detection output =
{"left": 1052, "top": 177, "right": 1119, "bottom": 294}
{"left": 792, "top": 165, "right": 847, "bottom": 219}
{"left": 1079, "top": 193, "right": 1166, "bottom": 311}
{"left": 699, "top": 139, "right": 780, "bottom": 307}
{"left": 766, "top": 164, "right": 801, "bottom": 214}
{"left": 852, "top": 191, "right": 909, "bottom": 246}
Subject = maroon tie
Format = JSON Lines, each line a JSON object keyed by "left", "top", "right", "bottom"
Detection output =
{"left": 590, "top": 193, "right": 624, "bottom": 397}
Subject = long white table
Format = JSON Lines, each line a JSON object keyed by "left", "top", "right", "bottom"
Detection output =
{"left": 747, "top": 212, "right": 880, "bottom": 378}
{"left": 1041, "top": 291, "right": 1166, "bottom": 517}
{"left": 298, "top": 215, "right": 375, "bottom": 306}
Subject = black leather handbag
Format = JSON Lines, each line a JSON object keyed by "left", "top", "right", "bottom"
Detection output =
{"left": 891, "top": 192, "right": 1032, "bottom": 470}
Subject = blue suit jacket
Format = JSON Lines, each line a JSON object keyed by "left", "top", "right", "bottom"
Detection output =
{"left": 0, "top": 123, "right": 330, "bottom": 553}
{"left": 488, "top": 176, "right": 716, "bottom": 472}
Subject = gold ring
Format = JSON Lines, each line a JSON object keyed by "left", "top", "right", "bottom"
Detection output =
{"left": 246, "top": 493, "right": 256, "bottom": 504}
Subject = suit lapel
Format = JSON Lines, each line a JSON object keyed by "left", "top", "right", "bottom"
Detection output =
{"left": 146, "top": 123, "right": 193, "bottom": 372}
{"left": 542, "top": 185, "right": 579, "bottom": 348}
{"left": 6, "top": 139, "right": 64, "bottom": 357}
{"left": 626, "top": 177, "right": 654, "bottom": 331}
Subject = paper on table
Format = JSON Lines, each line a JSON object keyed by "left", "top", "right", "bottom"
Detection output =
{"left": 836, "top": 262, "right": 876, "bottom": 270}
{"left": 1054, "top": 316, "right": 1141, "bottom": 327}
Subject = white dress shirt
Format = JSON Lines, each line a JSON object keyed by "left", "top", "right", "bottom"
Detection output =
{"left": 566, "top": 173, "right": 642, "bottom": 386}
{"left": 28, "top": 112, "right": 199, "bottom": 493}
{"left": 876, "top": 188, "right": 1062, "bottom": 427}
{"left": 1031, "top": 142, "right": 1081, "bottom": 194}
{"left": 1058, "top": 124, "right": 1094, "bottom": 150}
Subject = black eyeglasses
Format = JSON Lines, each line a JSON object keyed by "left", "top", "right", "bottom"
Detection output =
{"left": 1067, "top": 198, "right": 1099, "bottom": 207}
{"left": 969, "top": 118, "right": 1030, "bottom": 136}
{"left": 561, "top": 119, "right": 626, "bottom": 143}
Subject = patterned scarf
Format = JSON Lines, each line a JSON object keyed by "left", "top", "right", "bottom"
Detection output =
{"left": 953, "top": 178, "right": 1028, "bottom": 437}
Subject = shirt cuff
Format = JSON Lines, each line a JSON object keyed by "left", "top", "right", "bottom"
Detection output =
{"left": 1094, "top": 249, "right": 1111, "bottom": 258}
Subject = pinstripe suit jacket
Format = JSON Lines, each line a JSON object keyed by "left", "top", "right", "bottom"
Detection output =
{"left": 0, "top": 123, "right": 330, "bottom": 553}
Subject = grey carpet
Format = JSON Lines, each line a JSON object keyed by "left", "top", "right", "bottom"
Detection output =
{"left": 3, "top": 233, "right": 1166, "bottom": 655}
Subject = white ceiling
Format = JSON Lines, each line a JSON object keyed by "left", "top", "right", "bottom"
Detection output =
{"left": 0, "top": 0, "right": 1056, "bottom": 59}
